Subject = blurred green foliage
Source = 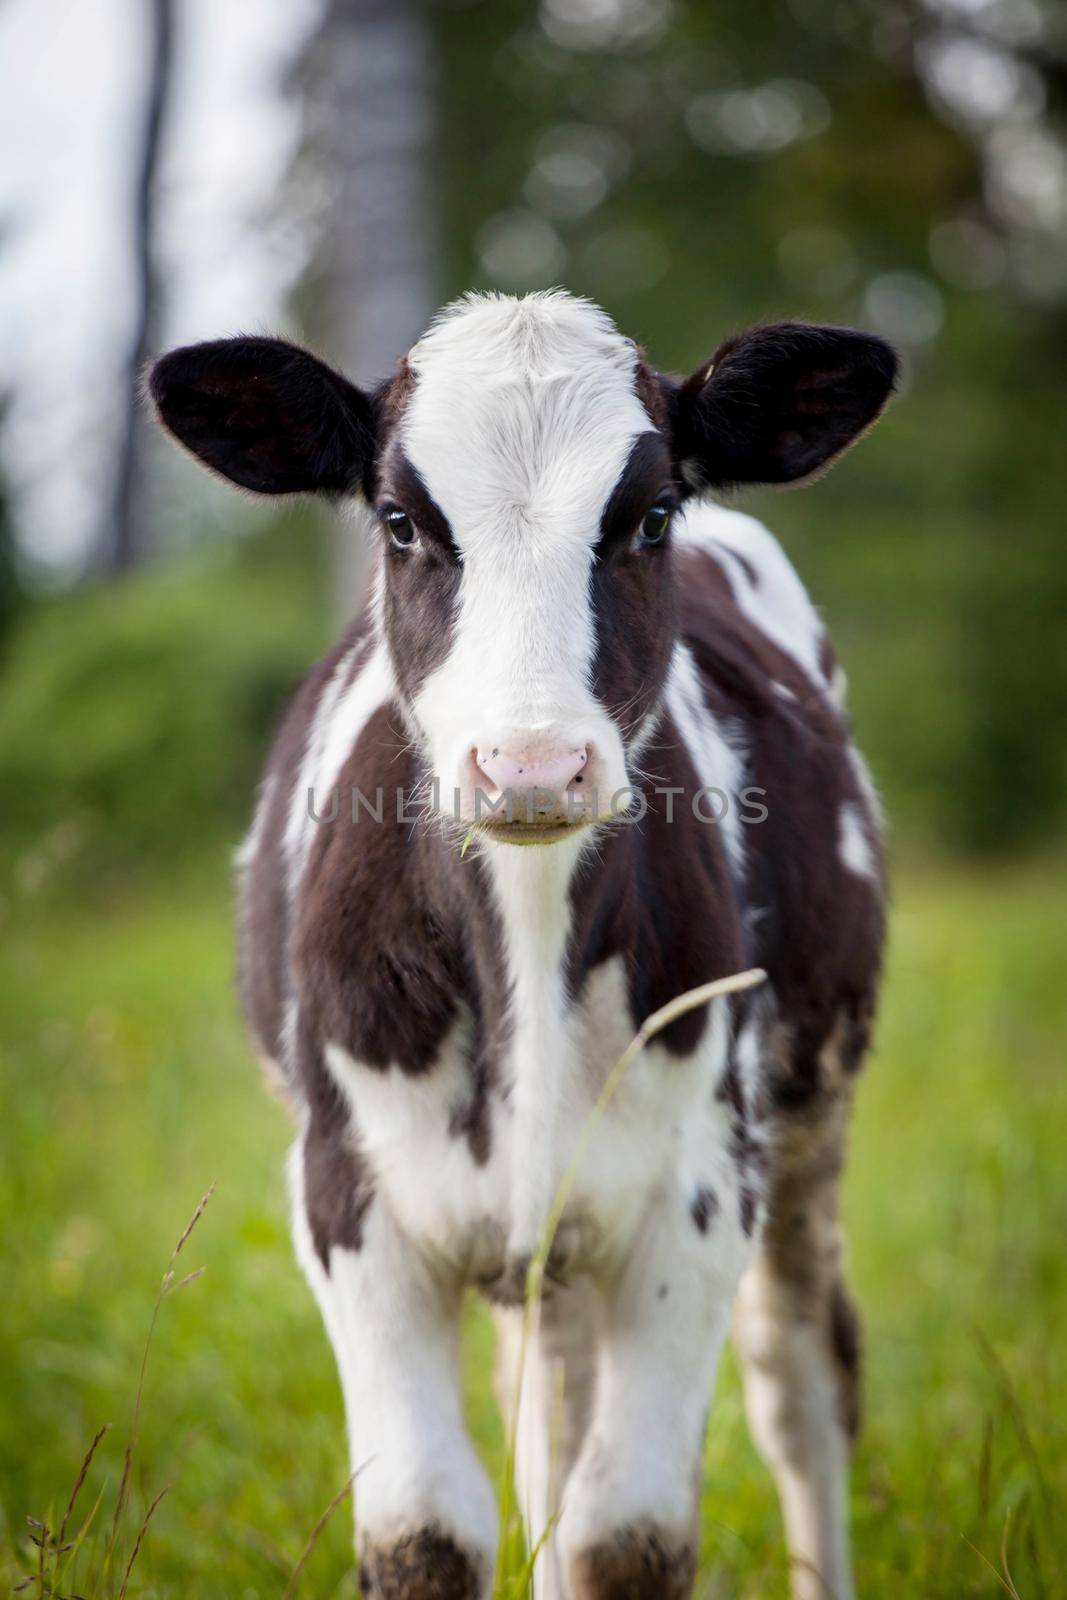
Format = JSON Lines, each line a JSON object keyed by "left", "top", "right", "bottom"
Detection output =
{"left": 0, "top": 514, "right": 328, "bottom": 888}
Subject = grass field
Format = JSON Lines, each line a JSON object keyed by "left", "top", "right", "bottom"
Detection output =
{"left": 1, "top": 858, "right": 1064, "bottom": 1598}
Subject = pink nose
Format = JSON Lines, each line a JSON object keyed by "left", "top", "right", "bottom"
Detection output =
{"left": 475, "top": 744, "right": 589, "bottom": 801}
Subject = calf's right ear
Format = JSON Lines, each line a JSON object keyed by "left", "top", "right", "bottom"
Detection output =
{"left": 148, "top": 336, "right": 376, "bottom": 497}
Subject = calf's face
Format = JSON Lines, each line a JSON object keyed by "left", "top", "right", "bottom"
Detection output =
{"left": 151, "top": 293, "right": 896, "bottom": 841}
{"left": 377, "top": 297, "right": 678, "bottom": 833}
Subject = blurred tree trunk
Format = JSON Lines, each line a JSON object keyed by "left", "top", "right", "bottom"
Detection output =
{"left": 102, "top": 0, "right": 174, "bottom": 574}
{"left": 301, "top": 0, "right": 437, "bottom": 619}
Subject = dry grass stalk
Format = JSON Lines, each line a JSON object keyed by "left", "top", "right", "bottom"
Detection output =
{"left": 116, "top": 1486, "right": 169, "bottom": 1600}
{"left": 104, "top": 1184, "right": 215, "bottom": 1574}
{"left": 17, "top": 1187, "right": 215, "bottom": 1599}
{"left": 58, "top": 1424, "right": 110, "bottom": 1550}
{"left": 282, "top": 1470, "right": 360, "bottom": 1600}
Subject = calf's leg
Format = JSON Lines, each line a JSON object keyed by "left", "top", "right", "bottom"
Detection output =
{"left": 557, "top": 1180, "right": 752, "bottom": 1600}
{"left": 733, "top": 1062, "right": 860, "bottom": 1600}
{"left": 290, "top": 1135, "right": 497, "bottom": 1600}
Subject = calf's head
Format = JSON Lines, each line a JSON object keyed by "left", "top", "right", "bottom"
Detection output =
{"left": 151, "top": 292, "right": 895, "bottom": 840}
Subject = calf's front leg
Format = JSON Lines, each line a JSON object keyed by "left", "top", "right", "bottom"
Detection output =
{"left": 290, "top": 1129, "right": 497, "bottom": 1600}
{"left": 557, "top": 1175, "right": 753, "bottom": 1599}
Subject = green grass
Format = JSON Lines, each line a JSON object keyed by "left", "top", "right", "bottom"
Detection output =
{"left": 0, "top": 857, "right": 1064, "bottom": 1597}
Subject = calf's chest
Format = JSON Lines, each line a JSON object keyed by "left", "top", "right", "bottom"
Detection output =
{"left": 321, "top": 953, "right": 743, "bottom": 1296}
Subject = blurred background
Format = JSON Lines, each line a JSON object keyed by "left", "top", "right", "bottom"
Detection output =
{"left": 1, "top": 2, "right": 1064, "bottom": 1597}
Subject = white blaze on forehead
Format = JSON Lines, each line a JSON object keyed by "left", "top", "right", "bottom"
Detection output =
{"left": 403, "top": 292, "right": 651, "bottom": 556}
{"left": 400, "top": 292, "right": 656, "bottom": 769}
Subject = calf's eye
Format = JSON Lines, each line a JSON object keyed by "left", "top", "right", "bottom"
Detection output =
{"left": 384, "top": 508, "right": 417, "bottom": 549}
{"left": 640, "top": 503, "right": 671, "bottom": 546}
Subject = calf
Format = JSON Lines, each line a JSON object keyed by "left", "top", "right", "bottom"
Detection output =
{"left": 151, "top": 291, "right": 896, "bottom": 1600}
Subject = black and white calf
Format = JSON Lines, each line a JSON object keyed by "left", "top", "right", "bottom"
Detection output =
{"left": 151, "top": 292, "right": 896, "bottom": 1600}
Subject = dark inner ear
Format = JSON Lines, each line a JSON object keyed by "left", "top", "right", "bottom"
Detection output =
{"left": 671, "top": 322, "right": 898, "bottom": 490}
{"left": 148, "top": 336, "right": 376, "bottom": 496}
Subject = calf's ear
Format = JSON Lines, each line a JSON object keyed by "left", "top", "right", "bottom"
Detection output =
{"left": 148, "top": 336, "right": 376, "bottom": 496}
{"left": 670, "top": 322, "right": 898, "bottom": 491}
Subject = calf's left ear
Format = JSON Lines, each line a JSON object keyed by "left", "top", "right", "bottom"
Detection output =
{"left": 148, "top": 335, "right": 376, "bottom": 496}
{"left": 670, "top": 322, "right": 898, "bottom": 491}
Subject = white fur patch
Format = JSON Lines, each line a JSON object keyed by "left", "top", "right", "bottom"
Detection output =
{"left": 482, "top": 836, "right": 587, "bottom": 1269}
{"left": 847, "top": 743, "right": 884, "bottom": 835}
{"left": 288, "top": 1141, "right": 498, "bottom": 1573}
{"left": 664, "top": 641, "right": 746, "bottom": 878}
{"left": 234, "top": 771, "right": 275, "bottom": 874}
{"left": 837, "top": 801, "right": 876, "bottom": 881}
{"left": 400, "top": 293, "right": 654, "bottom": 807}
{"left": 323, "top": 1028, "right": 507, "bottom": 1280}
{"left": 283, "top": 642, "right": 394, "bottom": 900}
{"left": 677, "top": 502, "right": 827, "bottom": 688}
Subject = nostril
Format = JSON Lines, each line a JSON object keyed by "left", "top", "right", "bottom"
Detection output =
{"left": 474, "top": 747, "right": 501, "bottom": 785}
{"left": 474, "top": 743, "right": 591, "bottom": 802}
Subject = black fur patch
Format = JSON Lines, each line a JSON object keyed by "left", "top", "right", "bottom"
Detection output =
{"left": 377, "top": 450, "right": 463, "bottom": 702}
{"left": 303, "top": 1089, "right": 374, "bottom": 1269}
{"left": 298, "top": 1014, "right": 375, "bottom": 1269}
{"left": 669, "top": 321, "right": 897, "bottom": 489}
{"left": 590, "top": 433, "right": 679, "bottom": 740}
{"left": 294, "top": 708, "right": 470, "bottom": 1073}
{"left": 830, "top": 1278, "right": 863, "bottom": 1441}
{"left": 690, "top": 1186, "right": 719, "bottom": 1235}
{"left": 149, "top": 335, "right": 376, "bottom": 496}
{"left": 359, "top": 1525, "right": 484, "bottom": 1600}
{"left": 570, "top": 1525, "right": 697, "bottom": 1600}
{"left": 565, "top": 727, "right": 747, "bottom": 1057}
